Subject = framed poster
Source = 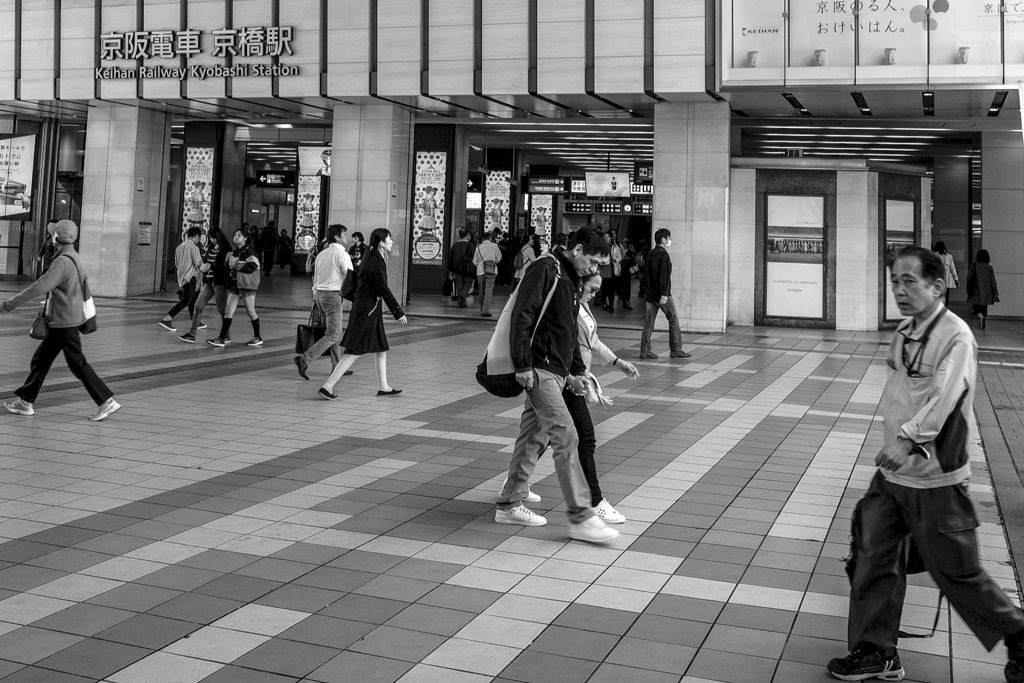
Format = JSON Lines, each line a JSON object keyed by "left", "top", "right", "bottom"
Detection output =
{"left": 884, "top": 199, "right": 916, "bottom": 321}
{"left": 294, "top": 175, "right": 321, "bottom": 253}
{"left": 0, "top": 135, "right": 36, "bottom": 220}
{"left": 411, "top": 151, "right": 446, "bottom": 266}
{"left": 484, "top": 170, "right": 511, "bottom": 235}
{"left": 764, "top": 194, "right": 825, "bottom": 319}
{"left": 182, "top": 147, "right": 214, "bottom": 234}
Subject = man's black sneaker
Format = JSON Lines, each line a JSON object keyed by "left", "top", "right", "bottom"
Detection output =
{"left": 198, "top": 322, "right": 208, "bottom": 330}
{"left": 1005, "top": 630, "right": 1024, "bottom": 683}
{"left": 206, "top": 338, "right": 226, "bottom": 348}
{"left": 158, "top": 320, "right": 175, "bottom": 332}
{"left": 827, "top": 648, "right": 904, "bottom": 681}
{"left": 670, "top": 351, "right": 692, "bottom": 359}
{"left": 246, "top": 337, "right": 263, "bottom": 347}
{"left": 177, "top": 333, "right": 196, "bottom": 343}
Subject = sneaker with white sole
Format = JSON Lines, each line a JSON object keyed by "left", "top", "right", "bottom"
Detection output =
{"left": 89, "top": 398, "right": 121, "bottom": 422}
{"left": 595, "top": 499, "right": 626, "bottom": 524}
{"left": 198, "top": 322, "right": 208, "bottom": 330}
{"left": 502, "top": 476, "right": 541, "bottom": 504}
{"left": 569, "top": 515, "right": 619, "bottom": 544}
{"left": 495, "top": 506, "right": 547, "bottom": 527}
{"left": 4, "top": 398, "right": 34, "bottom": 416}
{"left": 246, "top": 337, "right": 263, "bottom": 347}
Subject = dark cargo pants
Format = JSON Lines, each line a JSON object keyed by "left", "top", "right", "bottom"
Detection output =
{"left": 849, "top": 471, "right": 1024, "bottom": 652}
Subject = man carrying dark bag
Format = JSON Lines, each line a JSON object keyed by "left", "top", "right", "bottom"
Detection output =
{"left": 448, "top": 228, "right": 474, "bottom": 308}
{"left": 1, "top": 220, "right": 120, "bottom": 422}
{"left": 295, "top": 224, "right": 352, "bottom": 381}
{"left": 827, "top": 246, "right": 1024, "bottom": 683}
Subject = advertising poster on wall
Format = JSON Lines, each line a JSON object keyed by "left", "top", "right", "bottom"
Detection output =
{"left": 298, "top": 147, "right": 331, "bottom": 177}
{"left": 182, "top": 147, "right": 214, "bottom": 234}
{"left": 294, "top": 175, "right": 321, "bottom": 254}
{"left": 531, "top": 194, "right": 553, "bottom": 237}
{"left": 412, "top": 151, "right": 446, "bottom": 266}
{"left": 0, "top": 135, "right": 36, "bottom": 220}
{"left": 585, "top": 172, "right": 631, "bottom": 198}
{"left": 484, "top": 171, "right": 511, "bottom": 236}
{"left": 765, "top": 194, "right": 825, "bottom": 319}
{"left": 885, "top": 199, "right": 916, "bottom": 320}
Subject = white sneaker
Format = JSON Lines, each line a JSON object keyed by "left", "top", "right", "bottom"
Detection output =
{"left": 569, "top": 515, "right": 619, "bottom": 544}
{"left": 495, "top": 506, "right": 547, "bottom": 527}
{"left": 4, "top": 398, "right": 34, "bottom": 416}
{"left": 503, "top": 476, "right": 541, "bottom": 504}
{"left": 595, "top": 499, "right": 626, "bottom": 524}
{"left": 89, "top": 398, "right": 121, "bottom": 422}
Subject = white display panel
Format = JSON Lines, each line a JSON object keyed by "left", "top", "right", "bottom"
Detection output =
{"left": 766, "top": 262, "right": 824, "bottom": 319}
{"left": 767, "top": 194, "right": 823, "bottom": 228}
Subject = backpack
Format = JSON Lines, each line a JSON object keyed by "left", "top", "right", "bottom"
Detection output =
{"left": 476, "top": 255, "right": 560, "bottom": 398}
{"left": 513, "top": 248, "right": 526, "bottom": 272}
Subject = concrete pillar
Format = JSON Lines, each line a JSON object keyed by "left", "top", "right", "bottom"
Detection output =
{"left": 981, "top": 132, "right": 1024, "bottom": 318}
{"left": 932, "top": 158, "right": 970, "bottom": 304}
{"left": 653, "top": 101, "right": 731, "bottom": 332}
{"left": 835, "top": 171, "right": 879, "bottom": 331}
{"left": 80, "top": 103, "right": 171, "bottom": 297}
{"left": 329, "top": 103, "right": 414, "bottom": 305}
{"left": 727, "top": 167, "right": 755, "bottom": 325}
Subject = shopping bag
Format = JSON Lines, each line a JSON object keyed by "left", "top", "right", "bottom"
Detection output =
{"left": 294, "top": 304, "right": 325, "bottom": 354}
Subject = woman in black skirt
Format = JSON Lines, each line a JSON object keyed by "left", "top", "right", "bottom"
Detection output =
{"left": 318, "top": 228, "right": 408, "bottom": 399}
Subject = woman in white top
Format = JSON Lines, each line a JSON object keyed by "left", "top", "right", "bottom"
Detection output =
{"left": 933, "top": 241, "right": 958, "bottom": 305}
{"left": 513, "top": 236, "right": 538, "bottom": 285}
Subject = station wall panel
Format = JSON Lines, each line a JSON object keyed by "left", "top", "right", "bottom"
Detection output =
{"left": 97, "top": 0, "right": 137, "bottom": 100}
{"left": 277, "top": 0, "right": 322, "bottom": 97}
{"left": 481, "top": 0, "right": 528, "bottom": 95}
{"left": 0, "top": 3, "right": 13, "bottom": 101}
{"left": 654, "top": 0, "right": 705, "bottom": 93}
{"left": 377, "top": 0, "right": 420, "bottom": 96}
{"left": 537, "top": 1, "right": 585, "bottom": 94}
{"left": 594, "top": 0, "right": 643, "bottom": 94}
{"left": 141, "top": 0, "right": 183, "bottom": 101}
{"left": 327, "top": 0, "right": 369, "bottom": 97}
{"left": 429, "top": 0, "right": 473, "bottom": 95}
{"left": 230, "top": 0, "right": 274, "bottom": 98}
{"left": 21, "top": 0, "right": 57, "bottom": 101}
{"left": 183, "top": 0, "right": 228, "bottom": 100}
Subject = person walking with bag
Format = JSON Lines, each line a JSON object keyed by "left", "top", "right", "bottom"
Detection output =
{"left": 318, "top": 228, "right": 408, "bottom": 400}
{"left": 207, "top": 228, "right": 262, "bottom": 348}
{"left": 967, "top": 249, "right": 999, "bottom": 330}
{"left": 448, "top": 229, "right": 475, "bottom": 307}
{"left": 495, "top": 227, "right": 619, "bottom": 544}
{"left": 933, "top": 241, "right": 958, "bottom": 306}
{"left": 473, "top": 231, "right": 502, "bottom": 317}
{"left": 1, "top": 220, "right": 120, "bottom": 421}
{"left": 827, "top": 246, "right": 1024, "bottom": 683}
{"left": 295, "top": 224, "right": 352, "bottom": 381}
{"left": 640, "top": 229, "right": 690, "bottom": 360}
{"left": 177, "top": 227, "right": 230, "bottom": 343}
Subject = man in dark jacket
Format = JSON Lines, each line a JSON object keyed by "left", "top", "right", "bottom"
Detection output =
{"left": 495, "top": 227, "right": 619, "bottom": 544}
{"left": 447, "top": 229, "right": 474, "bottom": 307}
{"left": 640, "top": 228, "right": 689, "bottom": 360}
{"left": 1, "top": 220, "right": 121, "bottom": 421}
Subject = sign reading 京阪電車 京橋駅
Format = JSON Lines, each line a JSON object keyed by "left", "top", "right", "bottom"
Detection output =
{"left": 96, "top": 26, "right": 300, "bottom": 81}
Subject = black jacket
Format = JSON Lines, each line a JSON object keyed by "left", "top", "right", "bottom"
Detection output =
{"left": 511, "top": 251, "right": 585, "bottom": 377}
{"left": 356, "top": 248, "right": 404, "bottom": 319}
{"left": 448, "top": 239, "right": 474, "bottom": 276}
{"left": 644, "top": 246, "right": 672, "bottom": 302}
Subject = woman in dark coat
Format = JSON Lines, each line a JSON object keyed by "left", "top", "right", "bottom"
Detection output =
{"left": 318, "top": 228, "right": 408, "bottom": 399}
{"left": 967, "top": 248, "right": 999, "bottom": 329}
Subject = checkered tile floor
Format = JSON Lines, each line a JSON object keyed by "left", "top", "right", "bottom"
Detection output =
{"left": 0, "top": 297, "right": 1019, "bottom": 682}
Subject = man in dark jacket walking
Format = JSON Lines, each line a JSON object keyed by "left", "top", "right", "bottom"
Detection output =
{"left": 448, "top": 229, "right": 474, "bottom": 307}
{"left": 640, "top": 228, "right": 689, "bottom": 360}
{"left": 1, "top": 220, "right": 121, "bottom": 421}
{"left": 495, "top": 227, "right": 619, "bottom": 544}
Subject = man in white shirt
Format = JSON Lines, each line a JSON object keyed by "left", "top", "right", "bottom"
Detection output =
{"left": 295, "top": 224, "right": 353, "bottom": 381}
{"left": 472, "top": 231, "right": 502, "bottom": 317}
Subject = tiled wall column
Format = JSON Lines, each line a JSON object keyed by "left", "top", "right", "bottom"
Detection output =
{"left": 728, "top": 168, "right": 755, "bottom": 326}
{"left": 982, "top": 132, "right": 1024, "bottom": 318}
{"left": 329, "top": 103, "right": 414, "bottom": 305}
{"left": 80, "top": 103, "right": 171, "bottom": 297}
{"left": 653, "top": 101, "right": 731, "bottom": 332}
{"left": 835, "top": 171, "right": 879, "bottom": 331}
{"left": 932, "top": 158, "right": 970, "bottom": 304}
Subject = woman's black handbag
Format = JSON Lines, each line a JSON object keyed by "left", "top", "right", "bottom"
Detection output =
{"left": 294, "top": 303, "right": 326, "bottom": 355}
{"left": 29, "top": 310, "right": 49, "bottom": 340}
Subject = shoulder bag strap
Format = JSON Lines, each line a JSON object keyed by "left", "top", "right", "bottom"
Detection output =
{"left": 529, "top": 255, "right": 561, "bottom": 346}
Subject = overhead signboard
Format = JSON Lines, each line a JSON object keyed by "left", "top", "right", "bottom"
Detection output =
{"left": 634, "top": 161, "right": 653, "bottom": 181}
{"left": 594, "top": 201, "right": 623, "bottom": 214}
{"left": 586, "top": 172, "right": 631, "bottom": 198}
{"left": 526, "top": 176, "right": 569, "bottom": 194}
{"left": 570, "top": 178, "right": 588, "bottom": 194}
{"left": 565, "top": 201, "right": 592, "bottom": 214}
{"left": 256, "top": 171, "right": 296, "bottom": 188}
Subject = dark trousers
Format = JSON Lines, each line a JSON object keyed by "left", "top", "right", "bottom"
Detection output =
{"left": 616, "top": 272, "right": 632, "bottom": 304}
{"left": 599, "top": 276, "right": 617, "bottom": 309}
{"left": 166, "top": 278, "right": 197, "bottom": 320}
{"left": 262, "top": 251, "right": 275, "bottom": 275}
{"left": 973, "top": 304, "right": 989, "bottom": 317}
{"left": 562, "top": 389, "right": 603, "bottom": 507}
{"left": 16, "top": 327, "right": 113, "bottom": 406}
{"left": 849, "top": 471, "right": 1024, "bottom": 652}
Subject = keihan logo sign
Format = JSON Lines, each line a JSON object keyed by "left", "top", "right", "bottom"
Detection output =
{"left": 96, "top": 26, "right": 300, "bottom": 80}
